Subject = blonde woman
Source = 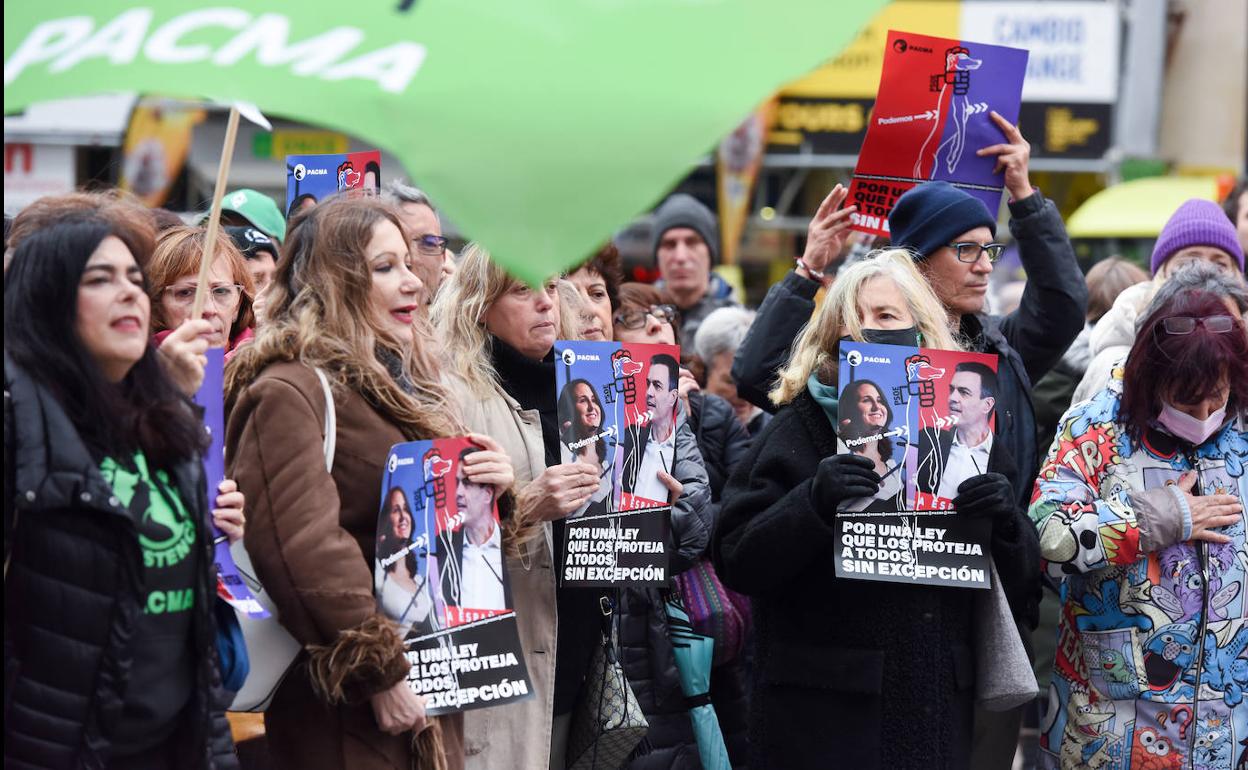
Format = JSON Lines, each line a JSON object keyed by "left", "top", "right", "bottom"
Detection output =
{"left": 432, "top": 245, "right": 608, "bottom": 770}
{"left": 224, "top": 198, "right": 515, "bottom": 770}
{"left": 711, "top": 250, "right": 1039, "bottom": 770}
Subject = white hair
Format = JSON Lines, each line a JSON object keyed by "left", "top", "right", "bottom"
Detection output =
{"left": 694, "top": 306, "right": 756, "bottom": 363}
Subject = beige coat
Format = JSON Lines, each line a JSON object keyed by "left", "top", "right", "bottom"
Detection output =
{"left": 460, "top": 381, "right": 558, "bottom": 770}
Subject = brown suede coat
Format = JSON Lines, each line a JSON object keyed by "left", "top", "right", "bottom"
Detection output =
{"left": 226, "top": 361, "right": 463, "bottom": 770}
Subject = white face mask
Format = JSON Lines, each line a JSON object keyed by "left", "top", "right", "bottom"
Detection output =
{"left": 1156, "top": 403, "right": 1228, "bottom": 445}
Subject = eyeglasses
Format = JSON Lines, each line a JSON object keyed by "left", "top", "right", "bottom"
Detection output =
{"left": 614, "top": 304, "right": 678, "bottom": 330}
{"left": 946, "top": 242, "right": 1005, "bottom": 264}
{"left": 413, "top": 234, "right": 449, "bottom": 256}
{"left": 163, "top": 283, "right": 244, "bottom": 309}
{"left": 1160, "top": 315, "right": 1238, "bottom": 335}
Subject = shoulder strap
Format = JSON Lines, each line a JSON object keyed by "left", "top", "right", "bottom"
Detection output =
{"left": 314, "top": 368, "right": 336, "bottom": 473}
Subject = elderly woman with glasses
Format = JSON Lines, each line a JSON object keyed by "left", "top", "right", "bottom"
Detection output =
{"left": 1030, "top": 262, "right": 1248, "bottom": 770}
{"left": 148, "top": 225, "right": 256, "bottom": 358}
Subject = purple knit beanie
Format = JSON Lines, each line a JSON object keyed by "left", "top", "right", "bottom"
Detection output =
{"left": 1150, "top": 198, "right": 1245, "bottom": 275}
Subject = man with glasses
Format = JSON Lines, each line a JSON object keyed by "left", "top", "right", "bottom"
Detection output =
{"left": 384, "top": 180, "right": 455, "bottom": 303}
{"left": 734, "top": 114, "right": 1087, "bottom": 515}
{"left": 731, "top": 113, "right": 1086, "bottom": 770}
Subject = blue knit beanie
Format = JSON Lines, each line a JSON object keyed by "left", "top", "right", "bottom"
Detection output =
{"left": 888, "top": 182, "right": 997, "bottom": 260}
{"left": 1150, "top": 198, "right": 1245, "bottom": 275}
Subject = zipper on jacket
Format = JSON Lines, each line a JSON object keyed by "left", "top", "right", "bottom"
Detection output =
{"left": 1183, "top": 450, "right": 1207, "bottom": 769}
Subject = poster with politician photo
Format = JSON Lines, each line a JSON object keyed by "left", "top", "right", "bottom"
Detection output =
{"left": 553, "top": 340, "right": 680, "bottom": 587}
{"left": 833, "top": 341, "right": 998, "bottom": 589}
{"left": 375, "top": 438, "right": 531, "bottom": 715}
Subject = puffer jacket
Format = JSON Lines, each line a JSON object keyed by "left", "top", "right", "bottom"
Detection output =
{"left": 1028, "top": 370, "right": 1248, "bottom": 770}
{"left": 4, "top": 355, "right": 237, "bottom": 770}
{"left": 619, "top": 414, "right": 714, "bottom": 770}
{"left": 1071, "top": 280, "right": 1155, "bottom": 405}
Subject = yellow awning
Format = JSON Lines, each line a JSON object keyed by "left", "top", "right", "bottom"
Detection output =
{"left": 1066, "top": 177, "right": 1221, "bottom": 238}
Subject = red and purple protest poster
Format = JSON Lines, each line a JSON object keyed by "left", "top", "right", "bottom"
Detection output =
{"left": 375, "top": 437, "right": 532, "bottom": 715}
{"left": 554, "top": 340, "right": 681, "bottom": 587}
{"left": 833, "top": 341, "right": 1000, "bottom": 589}
{"left": 847, "top": 30, "right": 1029, "bottom": 238}
{"left": 284, "top": 150, "right": 382, "bottom": 219}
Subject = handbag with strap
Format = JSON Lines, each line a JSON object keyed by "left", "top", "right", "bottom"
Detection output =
{"left": 566, "top": 595, "right": 649, "bottom": 770}
{"left": 229, "top": 367, "right": 336, "bottom": 712}
{"left": 672, "top": 558, "right": 750, "bottom": 667}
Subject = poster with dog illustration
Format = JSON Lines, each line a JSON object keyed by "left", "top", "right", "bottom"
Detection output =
{"left": 833, "top": 341, "right": 998, "bottom": 589}
{"left": 553, "top": 340, "right": 681, "bottom": 587}
{"left": 375, "top": 437, "right": 531, "bottom": 715}
{"left": 847, "top": 30, "right": 1028, "bottom": 238}
{"left": 285, "top": 150, "right": 381, "bottom": 219}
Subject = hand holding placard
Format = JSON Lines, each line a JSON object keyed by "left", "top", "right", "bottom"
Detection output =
{"left": 975, "top": 111, "right": 1033, "bottom": 201}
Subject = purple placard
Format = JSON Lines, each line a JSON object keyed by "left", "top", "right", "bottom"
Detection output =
{"left": 196, "top": 348, "right": 268, "bottom": 617}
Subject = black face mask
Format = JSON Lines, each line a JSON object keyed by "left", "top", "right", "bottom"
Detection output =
{"left": 840, "top": 326, "right": 921, "bottom": 348}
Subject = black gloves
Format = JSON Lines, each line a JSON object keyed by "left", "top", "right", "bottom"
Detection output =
{"left": 811, "top": 454, "right": 880, "bottom": 515}
{"left": 952, "top": 473, "right": 1018, "bottom": 531}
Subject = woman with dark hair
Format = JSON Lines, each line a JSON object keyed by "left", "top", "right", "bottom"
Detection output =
{"left": 838, "top": 379, "right": 907, "bottom": 511}
{"left": 1030, "top": 262, "right": 1248, "bottom": 770}
{"left": 376, "top": 486, "right": 437, "bottom": 637}
{"left": 4, "top": 212, "right": 238, "bottom": 769}
{"left": 566, "top": 244, "right": 623, "bottom": 342}
{"left": 557, "top": 378, "right": 615, "bottom": 517}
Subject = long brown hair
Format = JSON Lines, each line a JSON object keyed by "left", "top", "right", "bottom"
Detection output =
{"left": 225, "top": 197, "right": 460, "bottom": 439}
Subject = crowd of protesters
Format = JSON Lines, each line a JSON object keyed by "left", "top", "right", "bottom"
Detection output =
{"left": 4, "top": 110, "right": 1247, "bottom": 770}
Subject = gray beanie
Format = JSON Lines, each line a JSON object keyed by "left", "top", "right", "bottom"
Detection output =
{"left": 650, "top": 193, "right": 719, "bottom": 264}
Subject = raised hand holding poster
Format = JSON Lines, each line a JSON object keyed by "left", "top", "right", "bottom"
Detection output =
{"left": 834, "top": 341, "right": 998, "bottom": 589}
{"left": 285, "top": 150, "right": 382, "bottom": 218}
{"left": 375, "top": 437, "right": 531, "bottom": 715}
{"left": 848, "top": 30, "right": 1028, "bottom": 237}
{"left": 555, "top": 340, "right": 680, "bottom": 586}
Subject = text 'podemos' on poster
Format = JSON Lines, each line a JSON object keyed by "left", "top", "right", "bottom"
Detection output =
{"left": 375, "top": 437, "right": 532, "bottom": 715}
{"left": 833, "top": 340, "right": 999, "bottom": 589}
{"left": 554, "top": 340, "right": 680, "bottom": 587}
{"left": 847, "top": 29, "right": 1028, "bottom": 237}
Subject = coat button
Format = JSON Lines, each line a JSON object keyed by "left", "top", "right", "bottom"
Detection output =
{"left": 24, "top": 490, "right": 36, "bottom": 502}
{"left": 80, "top": 492, "right": 92, "bottom": 503}
{"left": 109, "top": 496, "right": 121, "bottom": 507}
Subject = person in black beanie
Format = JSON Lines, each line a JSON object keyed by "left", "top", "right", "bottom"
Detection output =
{"left": 650, "top": 193, "right": 739, "bottom": 342}
{"left": 730, "top": 111, "right": 1082, "bottom": 770}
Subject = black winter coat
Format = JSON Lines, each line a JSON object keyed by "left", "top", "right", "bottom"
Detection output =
{"left": 712, "top": 390, "right": 1039, "bottom": 770}
{"left": 731, "top": 191, "right": 1089, "bottom": 512}
{"left": 685, "top": 391, "right": 752, "bottom": 767}
{"left": 3, "top": 357, "right": 237, "bottom": 770}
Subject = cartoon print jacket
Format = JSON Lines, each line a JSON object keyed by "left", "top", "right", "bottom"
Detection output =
{"left": 1029, "top": 367, "right": 1247, "bottom": 770}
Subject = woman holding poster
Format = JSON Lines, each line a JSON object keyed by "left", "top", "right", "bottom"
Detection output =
{"left": 226, "top": 198, "right": 513, "bottom": 770}
{"left": 712, "top": 250, "right": 1039, "bottom": 770}
{"left": 433, "top": 247, "right": 712, "bottom": 770}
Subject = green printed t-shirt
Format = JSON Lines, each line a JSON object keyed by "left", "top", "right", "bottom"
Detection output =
{"left": 100, "top": 452, "right": 199, "bottom": 756}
